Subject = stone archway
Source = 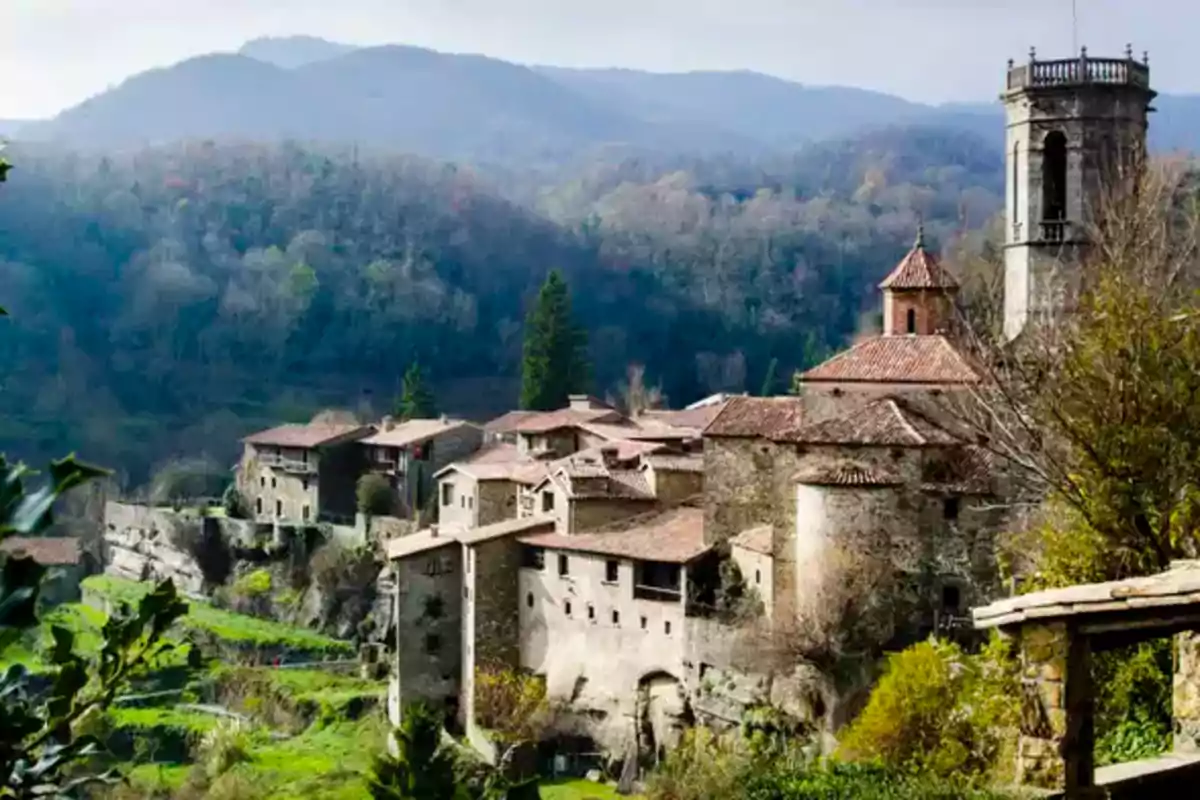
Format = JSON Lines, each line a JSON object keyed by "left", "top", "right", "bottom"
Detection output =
{"left": 636, "top": 671, "right": 689, "bottom": 766}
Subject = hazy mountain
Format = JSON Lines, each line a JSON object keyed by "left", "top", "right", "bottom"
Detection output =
{"left": 18, "top": 36, "right": 1200, "bottom": 163}
{"left": 0, "top": 120, "right": 27, "bottom": 138}
{"left": 238, "top": 35, "right": 360, "bottom": 69}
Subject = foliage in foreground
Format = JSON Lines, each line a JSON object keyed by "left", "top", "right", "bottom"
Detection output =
{"left": 646, "top": 726, "right": 1014, "bottom": 800}
{"left": 0, "top": 452, "right": 192, "bottom": 797}
{"left": 835, "top": 636, "right": 1020, "bottom": 783}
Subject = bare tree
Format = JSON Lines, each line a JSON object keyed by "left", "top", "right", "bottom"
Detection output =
{"left": 609, "top": 363, "right": 666, "bottom": 416}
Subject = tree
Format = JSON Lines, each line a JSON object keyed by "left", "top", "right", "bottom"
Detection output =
{"left": 357, "top": 473, "right": 395, "bottom": 517}
{"left": 945, "top": 158, "right": 1200, "bottom": 586}
{"left": 0, "top": 158, "right": 191, "bottom": 797}
{"left": 368, "top": 703, "right": 465, "bottom": 800}
{"left": 519, "top": 270, "right": 589, "bottom": 411}
{"left": 609, "top": 363, "right": 664, "bottom": 416}
{"left": 396, "top": 361, "right": 437, "bottom": 421}
{"left": 759, "top": 358, "right": 779, "bottom": 397}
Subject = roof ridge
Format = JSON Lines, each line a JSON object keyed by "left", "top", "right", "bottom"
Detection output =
{"left": 886, "top": 398, "right": 926, "bottom": 445}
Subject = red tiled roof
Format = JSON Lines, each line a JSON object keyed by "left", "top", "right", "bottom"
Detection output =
{"left": 703, "top": 396, "right": 809, "bottom": 439}
{"left": 435, "top": 443, "right": 534, "bottom": 482}
{"left": 800, "top": 335, "right": 979, "bottom": 385}
{"left": 781, "top": 397, "right": 958, "bottom": 446}
{"left": 879, "top": 229, "right": 959, "bottom": 291}
{"left": 731, "top": 525, "right": 775, "bottom": 556}
{"left": 243, "top": 423, "right": 372, "bottom": 449}
{"left": 512, "top": 407, "right": 626, "bottom": 434}
{"left": 793, "top": 463, "right": 902, "bottom": 487}
{"left": 579, "top": 421, "right": 693, "bottom": 442}
{"left": 642, "top": 454, "right": 705, "bottom": 474}
{"left": 0, "top": 536, "right": 81, "bottom": 565}
{"left": 484, "top": 410, "right": 539, "bottom": 434}
{"left": 638, "top": 401, "right": 729, "bottom": 432}
{"left": 518, "top": 506, "right": 708, "bottom": 563}
{"left": 361, "top": 418, "right": 478, "bottom": 448}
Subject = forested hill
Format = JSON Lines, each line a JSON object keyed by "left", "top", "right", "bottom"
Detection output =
{"left": 0, "top": 125, "right": 1001, "bottom": 486}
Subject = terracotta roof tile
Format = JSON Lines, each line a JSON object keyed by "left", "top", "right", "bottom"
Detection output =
{"left": 731, "top": 525, "right": 775, "bottom": 556}
{"left": 243, "top": 423, "right": 372, "bottom": 449}
{"left": 0, "top": 536, "right": 82, "bottom": 565}
{"left": 579, "top": 421, "right": 694, "bottom": 442}
{"left": 781, "top": 397, "right": 958, "bottom": 446}
{"left": 800, "top": 335, "right": 979, "bottom": 385}
{"left": 484, "top": 410, "right": 539, "bottom": 434}
{"left": 518, "top": 506, "right": 708, "bottom": 564}
{"left": 638, "top": 400, "right": 730, "bottom": 432}
{"left": 703, "top": 396, "right": 809, "bottom": 439}
{"left": 793, "top": 463, "right": 902, "bottom": 487}
{"left": 642, "top": 454, "right": 705, "bottom": 474}
{"left": 361, "top": 418, "right": 478, "bottom": 448}
{"left": 512, "top": 408, "right": 626, "bottom": 434}
{"left": 879, "top": 229, "right": 959, "bottom": 291}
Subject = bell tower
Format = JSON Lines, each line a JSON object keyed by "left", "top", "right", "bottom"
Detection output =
{"left": 1002, "top": 46, "right": 1156, "bottom": 341}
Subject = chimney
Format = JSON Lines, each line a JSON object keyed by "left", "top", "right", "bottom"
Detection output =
{"left": 382, "top": 415, "right": 396, "bottom": 431}
{"left": 439, "top": 414, "right": 448, "bottom": 424}
{"left": 568, "top": 394, "right": 592, "bottom": 411}
{"left": 429, "top": 525, "right": 439, "bottom": 538}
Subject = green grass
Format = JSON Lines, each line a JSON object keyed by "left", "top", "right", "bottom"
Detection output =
{"left": 127, "top": 763, "right": 191, "bottom": 791}
{"left": 0, "top": 603, "right": 109, "bottom": 672}
{"left": 109, "top": 705, "right": 221, "bottom": 734}
{"left": 539, "top": 778, "right": 634, "bottom": 800}
{"left": 82, "top": 575, "right": 354, "bottom": 657}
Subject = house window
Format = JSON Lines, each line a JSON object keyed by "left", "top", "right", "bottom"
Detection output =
{"left": 275, "top": 499, "right": 282, "bottom": 518}
{"left": 423, "top": 633, "right": 441, "bottom": 655}
{"left": 906, "top": 308, "right": 917, "bottom": 334}
{"left": 664, "top": 621, "right": 672, "bottom": 635}
{"left": 271, "top": 477, "right": 277, "bottom": 488}
{"left": 587, "top": 604, "right": 595, "bottom": 620}
{"left": 564, "top": 601, "right": 572, "bottom": 617}
{"left": 640, "top": 616, "right": 648, "bottom": 630}
{"left": 461, "top": 496, "right": 466, "bottom": 508}
{"left": 526, "top": 592, "right": 534, "bottom": 608}
{"left": 944, "top": 497, "right": 961, "bottom": 521}
{"left": 256, "top": 497, "right": 263, "bottom": 515}
{"left": 302, "top": 505, "right": 310, "bottom": 522}
{"left": 1042, "top": 130, "right": 1068, "bottom": 222}
{"left": 302, "top": 477, "right": 309, "bottom": 492}
{"left": 542, "top": 491, "right": 555, "bottom": 513}
{"left": 611, "top": 610, "right": 620, "bottom": 625}
{"left": 441, "top": 483, "right": 454, "bottom": 507}
{"left": 468, "top": 496, "right": 474, "bottom": 510}
{"left": 558, "top": 554, "right": 569, "bottom": 577}
{"left": 755, "top": 569, "right": 761, "bottom": 585}
{"left": 522, "top": 547, "right": 545, "bottom": 570}
{"left": 260, "top": 476, "right": 265, "bottom": 488}
{"left": 605, "top": 560, "right": 619, "bottom": 583}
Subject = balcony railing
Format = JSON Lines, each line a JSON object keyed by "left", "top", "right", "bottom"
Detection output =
{"left": 1006, "top": 53, "right": 1151, "bottom": 92}
{"left": 1039, "top": 220, "right": 1070, "bottom": 243}
{"left": 634, "top": 584, "right": 682, "bottom": 603}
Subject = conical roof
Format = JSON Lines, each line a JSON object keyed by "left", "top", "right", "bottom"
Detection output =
{"left": 878, "top": 226, "right": 959, "bottom": 291}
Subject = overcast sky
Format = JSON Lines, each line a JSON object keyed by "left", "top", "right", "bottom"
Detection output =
{"left": 1, "top": 0, "right": 1193, "bottom": 119}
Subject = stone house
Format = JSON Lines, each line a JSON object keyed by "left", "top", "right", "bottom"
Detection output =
{"left": 515, "top": 505, "right": 711, "bottom": 755}
{"left": 360, "top": 417, "right": 484, "bottom": 520}
{"left": 0, "top": 536, "right": 89, "bottom": 606}
{"left": 238, "top": 422, "right": 373, "bottom": 524}
{"left": 434, "top": 443, "right": 530, "bottom": 532}
{"left": 520, "top": 442, "right": 702, "bottom": 534}
{"left": 510, "top": 396, "right": 626, "bottom": 458}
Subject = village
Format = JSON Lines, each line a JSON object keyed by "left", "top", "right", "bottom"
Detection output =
{"left": 14, "top": 45, "right": 1200, "bottom": 798}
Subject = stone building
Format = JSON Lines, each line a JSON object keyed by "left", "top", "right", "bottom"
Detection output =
{"left": 1001, "top": 47, "right": 1155, "bottom": 340}
{"left": 237, "top": 421, "right": 373, "bottom": 524}
{"left": 360, "top": 417, "right": 484, "bottom": 519}
{"left": 0, "top": 536, "right": 89, "bottom": 606}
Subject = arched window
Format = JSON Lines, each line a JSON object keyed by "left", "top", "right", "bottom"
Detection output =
{"left": 906, "top": 308, "right": 917, "bottom": 334}
{"left": 1042, "top": 131, "right": 1067, "bottom": 221}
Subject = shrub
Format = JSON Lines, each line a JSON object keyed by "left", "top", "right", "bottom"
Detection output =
{"left": 147, "top": 456, "right": 229, "bottom": 506}
{"left": 1093, "top": 639, "right": 1173, "bottom": 765}
{"left": 646, "top": 727, "right": 755, "bottom": 800}
{"left": 357, "top": 473, "right": 395, "bottom": 517}
{"left": 228, "top": 569, "right": 273, "bottom": 617}
{"left": 835, "top": 635, "right": 1020, "bottom": 782}
{"left": 474, "top": 666, "right": 550, "bottom": 744}
{"left": 309, "top": 542, "right": 380, "bottom": 635}
{"left": 222, "top": 484, "right": 248, "bottom": 519}
{"left": 196, "top": 719, "right": 254, "bottom": 780}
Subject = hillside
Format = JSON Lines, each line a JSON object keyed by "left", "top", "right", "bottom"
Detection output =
{"left": 0, "top": 125, "right": 1000, "bottom": 485}
{"left": 17, "top": 37, "right": 1200, "bottom": 164}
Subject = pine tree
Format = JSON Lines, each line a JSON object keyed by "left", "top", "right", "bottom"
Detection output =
{"left": 759, "top": 357, "right": 780, "bottom": 397}
{"left": 396, "top": 361, "right": 437, "bottom": 420}
{"left": 519, "top": 270, "right": 589, "bottom": 411}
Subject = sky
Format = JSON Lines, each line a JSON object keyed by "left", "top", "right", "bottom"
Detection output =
{"left": 1, "top": 0, "right": 1194, "bottom": 119}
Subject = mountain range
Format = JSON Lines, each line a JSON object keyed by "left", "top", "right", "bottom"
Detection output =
{"left": 12, "top": 36, "right": 1200, "bottom": 166}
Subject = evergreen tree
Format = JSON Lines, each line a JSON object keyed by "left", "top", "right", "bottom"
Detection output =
{"left": 396, "top": 361, "right": 437, "bottom": 420}
{"left": 367, "top": 704, "right": 464, "bottom": 799}
{"left": 759, "top": 357, "right": 779, "bottom": 397}
{"left": 519, "top": 270, "right": 589, "bottom": 411}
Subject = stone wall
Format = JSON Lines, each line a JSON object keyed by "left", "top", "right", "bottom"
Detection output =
{"left": 518, "top": 551, "right": 688, "bottom": 752}
{"left": 478, "top": 480, "right": 518, "bottom": 528}
{"left": 569, "top": 497, "right": 657, "bottom": 534}
{"left": 1176, "top": 631, "right": 1200, "bottom": 752}
{"left": 437, "top": 472, "right": 477, "bottom": 530}
{"left": 103, "top": 501, "right": 213, "bottom": 594}
{"left": 730, "top": 544, "right": 774, "bottom": 619}
{"left": 391, "top": 541, "right": 463, "bottom": 714}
